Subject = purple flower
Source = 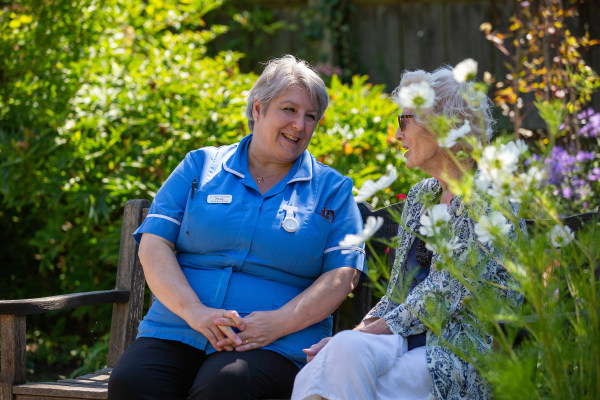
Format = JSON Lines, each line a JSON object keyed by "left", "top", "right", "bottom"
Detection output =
{"left": 579, "top": 111, "right": 600, "bottom": 138}
{"left": 577, "top": 107, "right": 595, "bottom": 120}
{"left": 542, "top": 142, "right": 599, "bottom": 210}
{"left": 544, "top": 109, "right": 599, "bottom": 211}
{"left": 576, "top": 151, "right": 595, "bottom": 162}
{"left": 589, "top": 167, "right": 600, "bottom": 181}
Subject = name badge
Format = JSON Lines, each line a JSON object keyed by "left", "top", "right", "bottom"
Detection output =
{"left": 207, "top": 194, "right": 232, "bottom": 204}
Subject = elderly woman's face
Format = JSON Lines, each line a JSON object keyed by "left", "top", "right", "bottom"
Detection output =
{"left": 395, "top": 111, "right": 441, "bottom": 171}
{"left": 252, "top": 86, "right": 319, "bottom": 166}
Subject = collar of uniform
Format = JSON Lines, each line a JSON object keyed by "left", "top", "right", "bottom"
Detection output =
{"left": 222, "top": 134, "right": 251, "bottom": 179}
{"left": 286, "top": 149, "right": 312, "bottom": 184}
{"left": 223, "top": 134, "right": 313, "bottom": 183}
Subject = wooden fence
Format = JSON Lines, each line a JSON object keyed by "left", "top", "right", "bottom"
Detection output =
{"left": 211, "top": 0, "right": 600, "bottom": 126}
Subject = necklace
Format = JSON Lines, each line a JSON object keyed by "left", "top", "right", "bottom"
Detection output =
{"left": 256, "top": 171, "right": 285, "bottom": 184}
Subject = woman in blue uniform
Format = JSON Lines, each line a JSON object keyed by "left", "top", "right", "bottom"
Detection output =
{"left": 107, "top": 55, "right": 366, "bottom": 400}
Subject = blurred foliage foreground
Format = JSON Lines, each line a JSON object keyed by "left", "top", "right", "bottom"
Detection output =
{"left": 1, "top": 1, "right": 599, "bottom": 399}
{"left": 0, "top": 0, "right": 415, "bottom": 380}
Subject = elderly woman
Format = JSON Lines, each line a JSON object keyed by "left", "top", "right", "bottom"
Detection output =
{"left": 291, "top": 67, "right": 523, "bottom": 400}
{"left": 108, "top": 55, "right": 366, "bottom": 400}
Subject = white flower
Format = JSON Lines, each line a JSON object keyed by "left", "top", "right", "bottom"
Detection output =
{"left": 419, "top": 204, "right": 451, "bottom": 237}
{"left": 475, "top": 140, "right": 539, "bottom": 202}
{"left": 339, "top": 216, "right": 384, "bottom": 252}
{"left": 354, "top": 166, "right": 398, "bottom": 203}
{"left": 549, "top": 225, "right": 574, "bottom": 248}
{"left": 519, "top": 165, "right": 545, "bottom": 187}
{"left": 396, "top": 81, "right": 435, "bottom": 110}
{"left": 453, "top": 58, "right": 478, "bottom": 82}
{"left": 475, "top": 211, "right": 512, "bottom": 245}
{"left": 477, "top": 140, "right": 529, "bottom": 202}
{"left": 438, "top": 120, "right": 471, "bottom": 148}
{"left": 476, "top": 168, "right": 521, "bottom": 203}
{"left": 512, "top": 139, "right": 528, "bottom": 155}
{"left": 480, "top": 143, "right": 520, "bottom": 174}
{"left": 425, "top": 237, "right": 461, "bottom": 254}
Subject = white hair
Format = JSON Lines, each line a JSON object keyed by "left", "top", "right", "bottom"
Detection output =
{"left": 246, "top": 55, "right": 329, "bottom": 131}
{"left": 391, "top": 66, "right": 495, "bottom": 144}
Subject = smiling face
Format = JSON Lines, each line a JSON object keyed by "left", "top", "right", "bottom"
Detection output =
{"left": 395, "top": 111, "right": 443, "bottom": 172}
{"left": 250, "top": 86, "right": 319, "bottom": 167}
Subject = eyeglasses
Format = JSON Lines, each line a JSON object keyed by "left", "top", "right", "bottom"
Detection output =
{"left": 398, "top": 114, "right": 415, "bottom": 132}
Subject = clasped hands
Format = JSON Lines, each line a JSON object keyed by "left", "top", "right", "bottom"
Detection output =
{"left": 189, "top": 304, "right": 281, "bottom": 352}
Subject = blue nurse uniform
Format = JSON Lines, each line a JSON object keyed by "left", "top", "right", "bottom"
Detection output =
{"left": 133, "top": 134, "right": 366, "bottom": 367}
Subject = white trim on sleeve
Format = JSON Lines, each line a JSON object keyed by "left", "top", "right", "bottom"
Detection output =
{"left": 323, "top": 246, "right": 366, "bottom": 255}
{"left": 146, "top": 214, "right": 181, "bottom": 226}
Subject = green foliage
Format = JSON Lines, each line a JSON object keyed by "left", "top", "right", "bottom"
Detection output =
{"left": 476, "top": 213, "right": 600, "bottom": 400}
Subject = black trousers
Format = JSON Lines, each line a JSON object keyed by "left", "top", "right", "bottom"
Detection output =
{"left": 107, "top": 337, "right": 300, "bottom": 400}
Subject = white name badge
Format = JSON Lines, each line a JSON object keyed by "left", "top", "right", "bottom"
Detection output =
{"left": 207, "top": 194, "right": 232, "bottom": 204}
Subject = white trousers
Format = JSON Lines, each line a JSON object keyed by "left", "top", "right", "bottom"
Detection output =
{"left": 291, "top": 330, "right": 433, "bottom": 400}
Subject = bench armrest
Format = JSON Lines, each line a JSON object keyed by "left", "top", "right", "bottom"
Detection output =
{"left": 0, "top": 290, "right": 130, "bottom": 316}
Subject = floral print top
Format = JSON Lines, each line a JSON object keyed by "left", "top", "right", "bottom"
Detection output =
{"left": 364, "top": 178, "right": 524, "bottom": 400}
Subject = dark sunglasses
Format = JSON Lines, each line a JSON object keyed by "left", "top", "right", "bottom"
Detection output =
{"left": 398, "top": 114, "right": 415, "bottom": 132}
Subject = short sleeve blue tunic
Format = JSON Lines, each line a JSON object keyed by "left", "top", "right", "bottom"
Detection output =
{"left": 133, "top": 134, "right": 366, "bottom": 367}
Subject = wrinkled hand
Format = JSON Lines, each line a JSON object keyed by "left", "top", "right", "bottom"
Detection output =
{"left": 354, "top": 317, "right": 392, "bottom": 335}
{"left": 302, "top": 336, "right": 332, "bottom": 363}
{"left": 215, "top": 310, "right": 282, "bottom": 352}
{"left": 186, "top": 305, "right": 244, "bottom": 351}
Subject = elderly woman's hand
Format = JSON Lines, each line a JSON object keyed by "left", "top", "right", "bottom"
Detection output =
{"left": 186, "top": 304, "right": 245, "bottom": 351}
{"left": 302, "top": 336, "right": 332, "bottom": 363}
{"left": 354, "top": 317, "right": 392, "bottom": 335}
{"left": 214, "top": 310, "right": 283, "bottom": 351}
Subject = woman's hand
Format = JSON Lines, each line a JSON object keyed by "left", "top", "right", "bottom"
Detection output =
{"left": 354, "top": 317, "right": 392, "bottom": 335}
{"left": 215, "top": 267, "right": 359, "bottom": 351}
{"left": 214, "top": 310, "right": 283, "bottom": 351}
{"left": 302, "top": 336, "right": 332, "bottom": 363}
{"left": 186, "top": 305, "right": 244, "bottom": 351}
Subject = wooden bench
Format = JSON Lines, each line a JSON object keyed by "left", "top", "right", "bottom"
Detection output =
{"left": 1, "top": 199, "right": 597, "bottom": 399}
{"left": 1, "top": 199, "right": 150, "bottom": 400}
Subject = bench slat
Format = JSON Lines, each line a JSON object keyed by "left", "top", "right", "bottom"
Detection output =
{"left": 13, "top": 382, "right": 107, "bottom": 399}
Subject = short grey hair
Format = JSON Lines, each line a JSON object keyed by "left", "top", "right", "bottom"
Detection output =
{"left": 246, "top": 55, "right": 329, "bottom": 132}
{"left": 391, "top": 66, "right": 495, "bottom": 144}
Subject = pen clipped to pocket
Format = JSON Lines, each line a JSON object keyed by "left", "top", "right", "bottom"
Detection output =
{"left": 319, "top": 206, "right": 335, "bottom": 223}
{"left": 191, "top": 179, "right": 197, "bottom": 199}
